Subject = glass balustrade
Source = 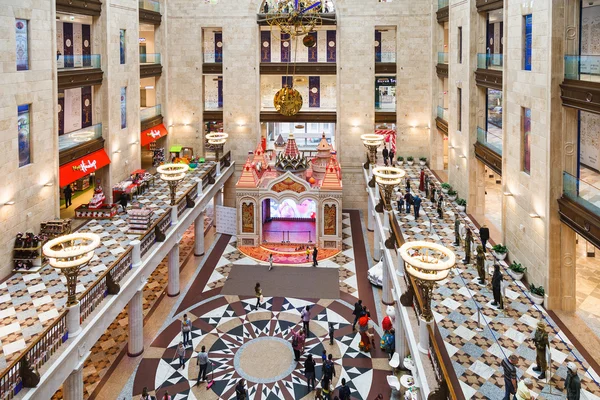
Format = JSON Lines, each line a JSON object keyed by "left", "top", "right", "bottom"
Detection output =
{"left": 563, "top": 171, "right": 600, "bottom": 216}
{"left": 437, "top": 52, "right": 448, "bottom": 64}
{"left": 477, "top": 126, "right": 502, "bottom": 155}
{"left": 564, "top": 55, "right": 600, "bottom": 82}
{"left": 139, "top": 0, "right": 160, "bottom": 12}
{"left": 437, "top": 106, "right": 448, "bottom": 122}
{"left": 477, "top": 53, "right": 504, "bottom": 71}
{"left": 140, "top": 104, "right": 162, "bottom": 122}
{"left": 57, "top": 54, "right": 101, "bottom": 70}
{"left": 438, "top": 0, "right": 449, "bottom": 8}
{"left": 59, "top": 123, "right": 102, "bottom": 152}
{"left": 140, "top": 53, "right": 161, "bottom": 64}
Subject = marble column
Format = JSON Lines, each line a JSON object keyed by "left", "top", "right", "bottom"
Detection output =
{"left": 194, "top": 211, "right": 205, "bottom": 256}
{"left": 168, "top": 243, "right": 180, "bottom": 297}
{"left": 367, "top": 191, "right": 374, "bottom": 231}
{"left": 373, "top": 226, "right": 381, "bottom": 261}
{"left": 63, "top": 358, "right": 85, "bottom": 400}
{"left": 559, "top": 224, "right": 576, "bottom": 312}
{"left": 128, "top": 284, "right": 145, "bottom": 357}
{"left": 418, "top": 317, "right": 432, "bottom": 354}
{"left": 382, "top": 256, "right": 394, "bottom": 305}
{"left": 394, "top": 304, "right": 409, "bottom": 359}
{"left": 213, "top": 189, "right": 222, "bottom": 227}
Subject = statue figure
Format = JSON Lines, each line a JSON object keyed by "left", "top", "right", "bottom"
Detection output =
{"left": 476, "top": 245, "right": 486, "bottom": 284}
{"left": 454, "top": 215, "right": 461, "bottom": 246}
{"left": 565, "top": 362, "right": 581, "bottom": 400}
{"left": 430, "top": 186, "right": 436, "bottom": 203}
{"left": 462, "top": 227, "right": 472, "bottom": 264}
{"left": 424, "top": 175, "right": 430, "bottom": 198}
{"left": 532, "top": 320, "right": 549, "bottom": 380}
{"left": 20, "top": 357, "right": 40, "bottom": 388}
{"left": 491, "top": 263, "right": 504, "bottom": 309}
{"left": 437, "top": 195, "right": 443, "bottom": 219}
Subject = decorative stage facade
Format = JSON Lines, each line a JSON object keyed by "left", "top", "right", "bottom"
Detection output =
{"left": 236, "top": 133, "right": 343, "bottom": 252}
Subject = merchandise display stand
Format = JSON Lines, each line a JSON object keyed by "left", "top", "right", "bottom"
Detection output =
{"left": 13, "top": 233, "right": 46, "bottom": 273}
{"left": 40, "top": 219, "right": 71, "bottom": 239}
{"left": 127, "top": 207, "right": 153, "bottom": 235}
{"left": 74, "top": 204, "right": 118, "bottom": 219}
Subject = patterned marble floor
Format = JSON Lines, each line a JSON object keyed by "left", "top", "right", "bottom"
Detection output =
{"left": 394, "top": 165, "right": 600, "bottom": 400}
{"left": 0, "top": 164, "right": 214, "bottom": 373}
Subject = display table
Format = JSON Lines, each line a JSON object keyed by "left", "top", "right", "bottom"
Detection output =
{"left": 128, "top": 207, "right": 153, "bottom": 234}
{"left": 75, "top": 204, "right": 118, "bottom": 219}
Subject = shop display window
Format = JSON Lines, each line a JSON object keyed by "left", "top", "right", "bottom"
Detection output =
{"left": 375, "top": 76, "right": 396, "bottom": 111}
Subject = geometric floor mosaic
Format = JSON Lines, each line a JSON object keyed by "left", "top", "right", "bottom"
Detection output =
{"left": 394, "top": 165, "right": 600, "bottom": 400}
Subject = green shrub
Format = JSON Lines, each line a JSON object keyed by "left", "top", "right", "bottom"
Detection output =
{"left": 529, "top": 283, "right": 545, "bottom": 297}
{"left": 456, "top": 198, "right": 467, "bottom": 206}
{"left": 448, "top": 189, "right": 457, "bottom": 196}
{"left": 441, "top": 183, "right": 452, "bottom": 190}
{"left": 407, "top": 156, "right": 414, "bottom": 161}
{"left": 509, "top": 262, "right": 526, "bottom": 273}
{"left": 419, "top": 157, "right": 427, "bottom": 162}
{"left": 397, "top": 156, "right": 404, "bottom": 161}
{"left": 492, "top": 244, "right": 508, "bottom": 254}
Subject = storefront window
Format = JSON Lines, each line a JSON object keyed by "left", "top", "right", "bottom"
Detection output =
{"left": 486, "top": 89, "right": 502, "bottom": 151}
{"left": 15, "top": 19, "right": 29, "bottom": 71}
{"left": 375, "top": 76, "right": 396, "bottom": 111}
{"left": 522, "top": 107, "right": 531, "bottom": 174}
{"left": 18, "top": 104, "right": 31, "bottom": 167}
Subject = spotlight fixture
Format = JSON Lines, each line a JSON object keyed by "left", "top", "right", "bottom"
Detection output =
{"left": 44, "top": 182, "right": 54, "bottom": 187}
{"left": 130, "top": 140, "right": 139, "bottom": 145}
{"left": 4, "top": 201, "right": 15, "bottom": 206}
{"left": 529, "top": 213, "right": 541, "bottom": 219}
{"left": 459, "top": 154, "right": 466, "bottom": 159}
{"left": 113, "top": 150, "right": 122, "bottom": 154}
{"left": 503, "top": 192, "right": 513, "bottom": 197}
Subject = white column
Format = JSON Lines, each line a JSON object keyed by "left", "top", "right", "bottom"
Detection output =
{"left": 168, "top": 243, "right": 180, "bottom": 297}
{"left": 63, "top": 356, "right": 86, "bottom": 400}
{"left": 397, "top": 253, "right": 405, "bottom": 277}
{"left": 417, "top": 317, "right": 432, "bottom": 354}
{"left": 171, "top": 205, "right": 179, "bottom": 225}
{"left": 128, "top": 283, "right": 145, "bottom": 357}
{"left": 394, "top": 304, "right": 409, "bottom": 359}
{"left": 384, "top": 209, "right": 391, "bottom": 232}
{"left": 367, "top": 190, "right": 374, "bottom": 231}
{"left": 131, "top": 239, "right": 141, "bottom": 268}
{"left": 373, "top": 226, "right": 381, "bottom": 261}
{"left": 382, "top": 256, "right": 393, "bottom": 305}
{"left": 194, "top": 211, "right": 205, "bottom": 256}
{"left": 67, "top": 302, "right": 82, "bottom": 337}
{"left": 213, "top": 189, "right": 222, "bottom": 226}
{"left": 216, "top": 162, "right": 221, "bottom": 176}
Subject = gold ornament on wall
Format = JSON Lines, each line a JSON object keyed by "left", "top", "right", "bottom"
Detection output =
{"left": 274, "top": 87, "right": 303, "bottom": 116}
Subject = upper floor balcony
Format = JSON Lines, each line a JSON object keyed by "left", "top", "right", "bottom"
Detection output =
{"left": 561, "top": 55, "right": 600, "bottom": 115}
{"left": 139, "top": 0, "right": 161, "bottom": 25}
{"left": 474, "top": 126, "right": 502, "bottom": 175}
{"left": 475, "top": 53, "right": 503, "bottom": 90}
{"left": 140, "top": 104, "right": 163, "bottom": 131}
{"left": 436, "top": 52, "right": 448, "bottom": 78}
{"left": 477, "top": 53, "right": 503, "bottom": 71}
{"left": 435, "top": 106, "right": 448, "bottom": 135}
{"left": 57, "top": 55, "right": 103, "bottom": 90}
{"left": 437, "top": 0, "right": 449, "bottom": 22}
{"left": 559, "top": 171, "right": 600, "bottom": 250}
{"left": 140, "top": 53, "right": 162, "bottom": 78}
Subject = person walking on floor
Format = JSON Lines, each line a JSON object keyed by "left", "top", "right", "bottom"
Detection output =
{"left": 140, "top": 387, "right": 155, "bottom": 400}
{"left": 291, "top": 327, "right": 306, "bottom": 361}
{"left": 404, "top": 191, "right": 412, "bottom": 213}
{"left": 396, "top": 190, "right": 404, "bottom": 213}
{"left": 195, "top": 345, "right": 209, "bottom": 386}
{"left": 119, "top": 192, "right": 128, "bottom": 214}
{"left": 565, "top": 362, "right": 581, "bottom": 400}
{"left": 405, "top": 177, "right": 411, "bottom": 193}
{"left": 382, "top": 145, "right": 389, "bottom": 166}
{"left": 268, "top": 253, "right": 274, "bottom": 271}
{"left": 254, "top": 282, "right": 262, "bottom": 311}
{"left": 306, "top": 248, "right": 310, "bottom": 261}
{"left": 328, "top": 322, "right": 335, "bottom": 345}
{"left": 337, "top": 378, "right": 351, "bottom": 400}
{"left": 479, "top": 224, "right": 490, "bottom": 252}
{"left": 173, "top": 342, "right": 186, "bottom": 370}
{"left": 501, "top": 354, "right": 518, "bottom": 400}
{"left": 304, "top": 354, "right": 316, "bottom": 392}
{"left": 437, "top": 194, "right": 444, "bottom": 219}
{"left": 161, "top": 391, "right": 172, "bottom": 400}
{"left": 64, "top": 184, "right": 73, "bottom": 208}
{"left": 321, "top": 378, "right": 332, "bottom": 400}
{"left": 413, "top": 195, "right": 422, "bottom": 220}
{"left": 312, "top": 246, "right": 318, "bottom": 267}
{"left": 352, "top": 299, "right": 363, "bottom": 331}
{"left": 389, "top": 148, "right": 395, "bottom": 166}
{"left": 323, "top": 353, "right": 336, "bottom": 381}
{"left": 515, "top": 378, "right": 535, "bottom": 400}
{"left": 301, "top": 305, "right": 311, "bottom": 337}
{"left": 235, "top": 379, "right": 248, "bottom": 400}
{"left": 181, "top": 314, "right": 192, "bottom": 347}
{"left": 419, "top": 168, "right": 425, "bottom": 192}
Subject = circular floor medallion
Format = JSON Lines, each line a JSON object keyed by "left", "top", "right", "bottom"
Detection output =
{"left": 234, "top": 336, "right": 296, "bottom": 384}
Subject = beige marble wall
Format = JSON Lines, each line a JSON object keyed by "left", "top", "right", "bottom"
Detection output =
{"left": 0, "top": 1, "right": 59, "bottom": 277}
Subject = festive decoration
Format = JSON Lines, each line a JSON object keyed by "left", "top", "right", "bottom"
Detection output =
{"left": 274, "top": 87, "right": 303, "bottom": 116}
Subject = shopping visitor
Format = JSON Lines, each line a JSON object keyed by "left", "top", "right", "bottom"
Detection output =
{"left": 173, "top": 342, "right": 186, "bottom": 370}
{"left": 382, "top": 145, "right": 389, "bottom": 166}
{"left": 119, "top": 193, "right": 128, "bottom": 214}
{"left": 491, "top": 264, "right": 504, "bottom": 309}
{"left": 328, "top": 322, "right": 335, "bottom": 345}
{"left": 235, "top": 379, "right": 248, "bottom": 400}
{"left": 405, "top": 177, "right": 411, "bottom": 193}
{"left": 358, "top": 313, "right": 372, "bottom": 352}
{"left": 413, "top": 195, "right": 422, "bottom": 220}
{"left": 268, "top": 253, "right": 273, "bottom": 271}
{"left": 304, "top": 354, "right": 316, "bottom": 392}
{"left": 161, "top": 391, "right": 172, "bottom": 400}
{"left": 419, "top": 168, "right": 425, "bottom": 191}
{"left": 64, "top": 185, "right": 73, "bottom": 208}
{"left": 322, "top": 377, "right": 332, "bottom": 400}
{"left": 389, "top": 148, "right": 395, "bottom": 166}
{"left": 501, "top": 354, "right": 518, "bottom": 400}
{"left": 337, "top": 378, "right": 351, "bottom": 400}
{"left": 306, "top": 248, "right": 310, "bottom": 261}
{"left": 352, "top": 299, "right": 363, "bottom": 331}
{"left": 323, "top": 353, "right": 336, "bottom": 381}
{"left": 515, "top": 378, "right": 535, "bottom": 400}
{"left": 140, "top": 387, "right": 154, "bottom": 400}
{"left": 404, "top": 191, "right": 412, "bottom": 213}
{"left": 195, "top": 345, "right": 209, "bottom": 386}
{"left": 479, "top": 224, "right": 490, "bottom": 252}
{"left": 565, "top": 362, "right": 581, "bottom": 400}
{"left": 437, "top": 194, "right": 443, "bottom": 219}
{"left": 181, "top": 314, "right": 192, "bottom": 347}
{"left": 424, "top": 175, "right": 430, "bottom": 198}
{"left": 396, "top": 191, "right": 404, "bottom": 213}
{"left": 291, "top": 328, "right": 306, "bottom": 361}
{"left": 301, "top": 305, "right": 311, "bottom": 337}
{"left": 430, "top": 186, "right": 436, "bottom": 203}
{"left": 313, "top": 246, "right": 319, "bottom": 266}
{"left": 254, "top": 282, "right": 262, "bottom": 311}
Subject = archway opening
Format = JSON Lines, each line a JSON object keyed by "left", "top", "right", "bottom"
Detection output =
{"left": 262, "top": 198, "right": 316, "bottom": 245}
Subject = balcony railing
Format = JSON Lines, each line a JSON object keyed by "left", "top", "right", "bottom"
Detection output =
{"left": 139, "top": 0, "right": 160, "bottom": 12}
{"left": 563, "top": 171, "right": 600, "bottom": 216}
{"left": 477, "top": 53, "right": 504, "bottom": 70}
{"left": 438, "top": 0, "right": 449, "bottom": 8}
{"left": 59, "top": 123, "right": 103, "bottom": 152}
{"left": 437, "top": 52, "right": 448, "bottom": 64}
{"left": 477, "top": 126, "right": 502, "bottom": 155}
{"left": 57, "top": 54, "right": 101, "bottom": 70}
{"left": 140, "top": 53, "right": 161, "bottom": 64}
{"left": 564, "top": 55, "right": 600, "bottom": 81}
{"left": 376, "top": 52, "right": 396, "bottom": 63}
{"left": 140, "top": 104, "right": 162, "bottom": 122}
{"left": 437, "top": 106, "right": 448, "bottom": 121}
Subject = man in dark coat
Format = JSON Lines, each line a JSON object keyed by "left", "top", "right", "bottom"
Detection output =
{"left": 388, "top": 148, "right": 395, "bottom": 166}
{"left": 312, "top": 246, "right": 318, "bottom": 267}
{"left": 565, "top": 362, "right": 581, "bottom": 400}
{"left": 479, "top": 224, "right": 490, "bottom": 252}
{"left": 405, "top": 177, "right": 411, "bottom": 193}
{"left": 424, "top": 175, "right": 430, "bottom": 198}
{"left": 413, "top": 195, "right": 422, "bottom": 220}
{"left": 491, "top": 263, "right": 504, "bottom": 309}
{"left": 501, "top": 355, "right": 518, "bottom": 400}
{"left": 430, "top": 186, "right": 436, "bottom": 203}
{"left": 382, "top": 146, "right": 389, "bottom": 166}
{"left": 64, "top": 185, "right": 73, "bottom": 208}
{"left": 437, "top": 194, "right": 444, "bottom": 219}
{"left": 404, "top": 191, "right": 412, "bottom": 213}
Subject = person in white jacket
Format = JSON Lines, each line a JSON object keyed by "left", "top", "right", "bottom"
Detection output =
{"left": 515, "top": 378, "right": 534, "bottom": 400}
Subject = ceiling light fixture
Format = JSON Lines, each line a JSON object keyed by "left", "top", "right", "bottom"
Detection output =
{"left": 4, "top": 201, "right": 15, "bottom": 206}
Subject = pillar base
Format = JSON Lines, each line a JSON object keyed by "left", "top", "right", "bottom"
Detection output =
{"left": 167, "top": 291, "right": 180, "bottom": 297}
{"left": 194, "top": 252, "right": 205, "bottom": 257}
{"left": 67, "top": 302, "right": 82, "bottom": 338}
{"left": 127, "top": 349, "right": 144, "bottom": 358}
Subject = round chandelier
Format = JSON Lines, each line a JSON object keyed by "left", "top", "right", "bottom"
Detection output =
{"left": 399, "top": 241, "right": 456, "bottom": 282}
{"left": 266, "top": 0, "right": 323, "bottom": 38}
{"left": 274, "top": 87, "right": 303, "bottom": 116}
{"left": 157, "top": 163, "right": 188, "bottom": 205}
{"left": 373, "top": 166, "right": 406, "bottom": 211}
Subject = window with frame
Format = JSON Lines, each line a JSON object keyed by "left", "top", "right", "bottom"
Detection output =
{"left": 523, "top": 14, "right": 532, "bottom": 71}
{"left": 18, "top": 104, "right": 31, "bottom": 167}
{"left": 120, "top": 87, "right": 127, "bottom": 129}
{"left": 119, "top": 29, "right": 126, "bottom": 64}
{"left": 15, "top": 19, "right": 29, "bottom": 71}
{"left": 458, "top": 26, "right": 463, "bottom": 64}
{"left": 457, "top": 88, "right": 462, "bottom": 132}
{"left": 522, "top": 107, "right": 531, "bottom": 174}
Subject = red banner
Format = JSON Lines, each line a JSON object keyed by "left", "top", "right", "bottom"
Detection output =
{"left": 140, "top": 123, "right": 168, "bottom": 147}
{"left": 59, "top": 149, "right": 110, "bottom": 187}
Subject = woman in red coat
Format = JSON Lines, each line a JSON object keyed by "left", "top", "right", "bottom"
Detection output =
{"left": 419, "top": 168, "right": 425, "bottom": 192}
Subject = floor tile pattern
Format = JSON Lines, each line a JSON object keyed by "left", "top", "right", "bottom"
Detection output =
{"left": 0, "top": 164, "right": 215, "bottom": 372}
{"left": 394, "top": 165, "right": 600, "bottom": 400}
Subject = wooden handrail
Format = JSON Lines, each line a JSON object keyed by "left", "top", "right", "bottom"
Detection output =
{"left": 76, "top": 247, "right": 133, "bottom": 302}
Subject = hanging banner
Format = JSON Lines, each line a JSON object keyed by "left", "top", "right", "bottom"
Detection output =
{"left": 58, "top": 95, "right": 65, "bottom": 136}
{"left": 82, "top": 24, "right": 91, "bottom": 67}
{"left": 309, "top": 76, "right": 320, "bottom": 108}
{"left": 307, "top": 31, "right": 318, "bottom": 62}
{"left": 218, "top": 78, "right": 223, "bottom": 108}
{"left": 524, "top": 14, "right": 532, "bottom": 71}
{"left": 64, "top": 87, "right": 82, "bottom": 133}
{"left": 326, "top": 30, "right": 336, "bottom": 62}
{"left": 81, "top": 86, "right": 92, "bottom": 128}
{"left": 121, "top": 87, "right": 127, "bottom": 129}
{"left": 215, "top": 31, "right": 223, "bottom": 63}
{"left": 73, "top": 23, "right": 82, "bottom": 67}
{"left": 216, "top": 205, "right": 237, "bottom": 236}
{"left": 281, "top": 33, "right": 291, "bottom": 62}
{"left": 63, "top": 22, "right": 74, "bottom": 68}
{"left": 260, "top": 30, "right": 271, "bottom": 62}
{"left": 375, "top": 30, "right": 382, "bottom": 63}
{"left": 140, "top": 123, "right": 168, "bottom": 147}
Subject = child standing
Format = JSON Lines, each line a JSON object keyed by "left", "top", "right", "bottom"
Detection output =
{"left": 306, "top": 248, "right": 310, "bottom": 261}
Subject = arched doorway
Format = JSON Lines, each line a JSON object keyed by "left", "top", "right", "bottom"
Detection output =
{"left": 261, "top": 197, "right": 317, "bottom": 245}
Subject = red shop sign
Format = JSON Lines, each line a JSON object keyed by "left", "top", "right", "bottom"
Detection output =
{"left": 140, "top": 123, "right": 168, "bottom": 147}
{"left": 59, "top": 149, "right": 111, "bottom": 187}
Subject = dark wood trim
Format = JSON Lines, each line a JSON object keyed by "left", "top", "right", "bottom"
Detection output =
{"left": 260, "top": 111, "right": 336, "bottom": 123}
{"left": 476, "top": 0, "right": 504, "bottom": 12}
{"left": 59, "top": 138, "right": 105, "bottom": 166}
{"left": 58, "top": 68, "right": 103, "bottom": 90}
{"left": 257, "top": 13, "right": 337, "bottom": 26}
{"left": 203, "top": 110, "right": 223, "bottom": 121}
{"left": 140, "top": 63, "right": 162, "bottom": 78}
{"left": 436, "top": 63, "right": 448, "bottom": 78}
{"left": 375, "top": 63, "right": 396, "bottom": 74}
{"left": 260, "top": 62, "right": 337, "bottom": 75}
{"left": 560, "top": 79, "right": 600, "bottom": 115}
{"left": 203, "top": 63, "right": 223, "bottom": 74}
{"left": 474, "top": 142, "right": 502, "bottom": 176}
{"left": 475, "top": 68, "right": 503, "bottom": 90}
{"left": 141, "top": 114, "right": 163, "bottom": 132}
{"left": 558, "top": 196, "right": 600, "bottom": 250}
{"left": 437, "top": 6, "right": 449, "bottom": 23}
{"left": 56, "top": 0, "right": 102, "bottom": 16}
{"left": 435, "top": 117, "right": 448, "bottom": 135}
{"left": 374, "top": 112, "right": 396, "bottom": 124}
{"left": 139, "top": 9, "right": 161, "bottom": 25}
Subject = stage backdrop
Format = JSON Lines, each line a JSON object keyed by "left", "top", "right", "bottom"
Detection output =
{"left": 216, "top": 205, "right": 237, "bottom": 236}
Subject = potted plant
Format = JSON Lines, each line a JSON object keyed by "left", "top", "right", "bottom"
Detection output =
{"left": 456, "top": 198, "right": 466, "bottom": 212}
{"left": 508, "top": 262, "right": 526, "bottom": 281}
{"left": 491, "top": 244, "right": 508, "bottom": 261}
{"left": 419, "top": 157, "right": 427, "bottom": 166}
{"left": 407, "top": 156, "right": 414, "bottom": 166}
{"left": 441, "top": 183, "right": 451, "bottom": 194}
{"left": 529, "top": 283, "right": 545, "bottom": 305}
{"left": 397, "top": 156, "right": 404, "bottom": 165}
{"left": 447, "top": 189, "right": 458, "bottom": 201}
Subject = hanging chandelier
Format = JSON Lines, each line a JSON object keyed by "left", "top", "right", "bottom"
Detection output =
{"left": 265, "top": 0, "right": 324, "bottom": 38}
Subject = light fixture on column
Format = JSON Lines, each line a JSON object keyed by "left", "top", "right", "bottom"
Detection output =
{"left": 361, "top": 134, "right": 384, "bottom": 187}
{"left": 205, "top": 132, "right": 229, "bottom": 167}
{"left": 3, "top": 201, "right": 15, "bottom": 206}
{"left": 43, "top": 233, "right": 101, "bottom": 307}
{"left": 529, "top": 213, "right": 541, "bottom": 219}
{"left": 459, "top": 154, "right": 466, "bottom": 159}
{"left": 373, "top": 166, "right": 406, "bottom": 212}
{"left": 113, "top": 149, "right": 122, "bottom": 154}
{"left": 157, "top": 164, "right": 188, "bottom": 206}
{"left": 44, "top": 182, "right": 54, "bottom": 187}
{"left": 399, "top": 241, "right": 455, "bottom": 353}
{"left": 503, "top": 191, "right": 513, "bottom": 197}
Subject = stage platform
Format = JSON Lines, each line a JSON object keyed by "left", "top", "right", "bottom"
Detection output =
{"left": 237, "top": 244, "right": 341, "bottom": 265}
{"left": 262, "top": 220, "right": 317, "bottom": 244}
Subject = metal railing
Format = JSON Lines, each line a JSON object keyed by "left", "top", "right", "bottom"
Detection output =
{"left": 57, "top": 54, "right": 101, "bottom": 70}
{"left": 564, "top": 55, "right": 600, "bottom": 81}
{"left": 140, "top": 104, "right": 162, "bottom": 122}
{"left": 477, "top": 53, "right": 504, "bottom": 70}
{"left": 563, "top": 171, "right": 600, "bottom": 216}
{"left": 476, "top": 126, "right": 503, "bottom": 155}
{"left": 59, "top": 123, "right": 103, "bottom": 152}
{"left": 437, "top": 52, "right": 448, "bottom": 64}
